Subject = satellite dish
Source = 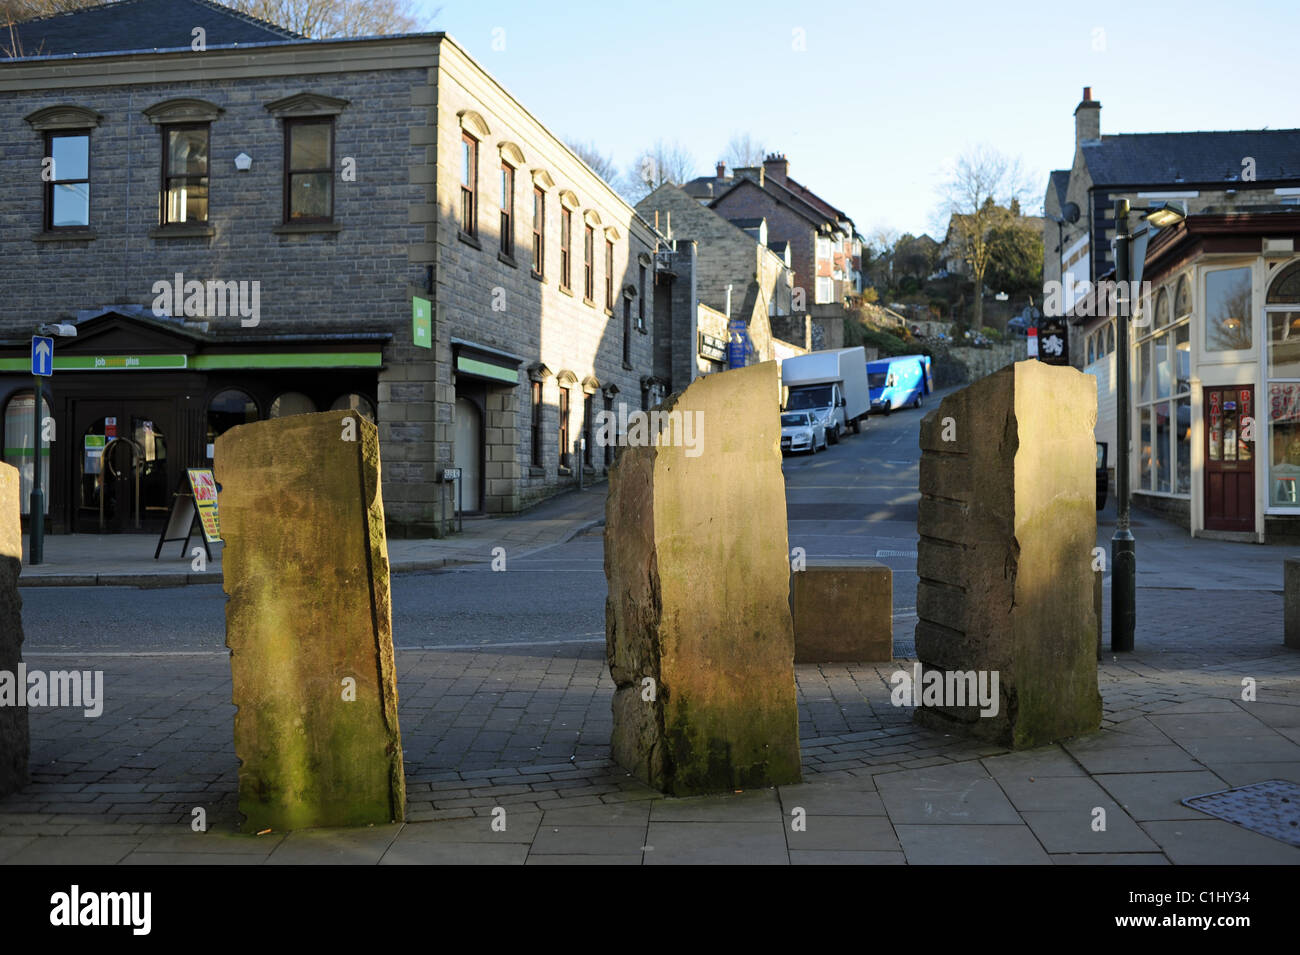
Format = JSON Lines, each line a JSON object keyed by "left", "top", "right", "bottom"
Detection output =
{"left": 1063, "top": 201, "right": 1081, "bottom": 223}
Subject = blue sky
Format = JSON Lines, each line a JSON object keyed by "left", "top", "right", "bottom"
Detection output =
{"left": 411, "top": 0, "right": 1298, "bottom": 240}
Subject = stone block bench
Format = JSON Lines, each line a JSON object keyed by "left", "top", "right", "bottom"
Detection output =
{"left": 791, "top": 558, "right": 892, "bottom": 663}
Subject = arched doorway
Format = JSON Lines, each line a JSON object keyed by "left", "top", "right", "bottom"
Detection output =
{"left": 453, "top": 396, "right": 482, "bottom": 513}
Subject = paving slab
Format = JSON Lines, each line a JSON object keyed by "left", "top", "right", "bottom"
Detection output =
{"left": 1140, "top": 819, "right": 1300, "bottom": 865}
{"left": 529, "top": 825, "right": 648, "bottom": 856}
{"left": 895, "top": 825, "right": 1052, "bottom": 865}
{"left": 647, "top": 789, "right": 782, "bottom": 823}
{"left": 380, "top": 842, "right": 529, "bottom": 865}
{"left": 266, "top": 825, "right": 403, "bottom": 865}
{"left": 877, "top": 773, "right": 1020, "bottom": 825}
{"left": 4, "top": 835, "right": 143, "bottom": 864}
{"left": 980, "top": 747, "right": 1087, "bottom": 779}
{"left": 1094, "top": 771, "right": 1229, "bottom": 822}
{"left": 790, "top": 850, "right": 906, "bottom": 865}
{"left": 784, "top": 815, "right": 899, "bottom": 852}
{"left": 1050, "top": 852, "right": 1170, "bottom": 865}
{"left": 121, "top": 851, "right": 263, "bottom": 865}
{"left": 540, "top": 803, "right": 651, "bottom": 826}
{"left": 1020, "top": 807, "right": 1159, "bottom": 853}
{"left": 777, "top": 784, "right": 885, "bottom": 817}
{"left": 1169, "top": 735, "right": 1300, "bottom": 764}
{"left": 643, "top": 821, "right": 789, "bottom": 865}
{"left": 1063, "top": 743, "right": 1206, "bottom": 775}
{"left": 1201, "top": 762, "right": 1300, "bottom": 786}
{"left": 997, "top": 775, "right": 1114, "bottom": 812}
{"left": 526, "top": 854, "right": 642, "bottom": 865}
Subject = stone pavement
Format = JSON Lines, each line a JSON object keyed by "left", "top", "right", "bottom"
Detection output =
{"left": 17, "top": 482, "right": 610, "bottom": 587}
{"left": 2, "top": 579, "right": 1298, "bottom": 864}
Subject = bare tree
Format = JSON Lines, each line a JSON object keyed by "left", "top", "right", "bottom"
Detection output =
{"left": 567, "top": 140, "right": 621, "bottom": 189}
{"left": 228, "top": 0, "right": 422, "bottom": 37}
{"left": 0, "top": 0, "right": 427, "bottom": 38}
{"left": 937, "top": 145, "right": 1035, "bottom": 329}
{"left": 623, "top": 139, "right": 696, "bottom": 203}
{"left": 723, "top": 132, "right": 765, "bottom": 170}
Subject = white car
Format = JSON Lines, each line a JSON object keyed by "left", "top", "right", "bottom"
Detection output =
{"left": 780, "top": 411, "right": 827, "bottom": 455}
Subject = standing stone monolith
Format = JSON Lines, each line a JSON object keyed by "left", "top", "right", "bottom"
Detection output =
{"left": 0, "top": 463, "right": 29, "bottom": 798}
{"left": 915, "top": 360, "right": 1101, "bottom": 748}
{"left": 216, "top": 410, "right": 404, "bottom": 831}
{"left": 605, "top": 361, "right": 801, "bottom": 795}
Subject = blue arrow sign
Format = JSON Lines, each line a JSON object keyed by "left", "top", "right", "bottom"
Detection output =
{"left": 32, "top": 336, "right": 54, "bottom": 377}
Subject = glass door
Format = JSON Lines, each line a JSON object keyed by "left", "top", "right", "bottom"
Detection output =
{"left": 1204, "top": 386, "right": 1255, "bottom": 532}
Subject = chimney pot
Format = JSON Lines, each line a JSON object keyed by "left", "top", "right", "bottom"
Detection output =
{"left": 1083, "top": 86, "right": 1092, "bottom": 101}
{"left": 716, "top": 161, "right": 726, "bottom": 178}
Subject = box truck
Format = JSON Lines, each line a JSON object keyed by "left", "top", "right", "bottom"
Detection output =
{"left": 779, "top": 347, "right": 870, "bottom": 444}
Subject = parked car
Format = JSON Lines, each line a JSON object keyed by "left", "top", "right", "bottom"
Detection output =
{"left": 780, "top": 411, "right": 827, "bottom": 455}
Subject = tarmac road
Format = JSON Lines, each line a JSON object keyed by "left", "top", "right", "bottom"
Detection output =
{"left": 18, "top": 390, "right": 945, "bottom": 654}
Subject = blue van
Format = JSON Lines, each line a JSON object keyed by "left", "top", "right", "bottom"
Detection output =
{"left": 867, "top": 354, "right": 932, "bottom": 413}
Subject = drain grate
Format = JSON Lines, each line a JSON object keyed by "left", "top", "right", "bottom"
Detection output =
{"left": 1182, "top": 779, "right": 1300, "bottom": 847}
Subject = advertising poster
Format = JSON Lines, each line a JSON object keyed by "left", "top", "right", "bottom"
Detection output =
{"left": 187, "top": 467, "right": 222, "bottom": 543}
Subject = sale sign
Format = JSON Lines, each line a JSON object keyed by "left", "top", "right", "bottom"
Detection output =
{"left": 187, "top": 468, "right": 222, "bottom": 543}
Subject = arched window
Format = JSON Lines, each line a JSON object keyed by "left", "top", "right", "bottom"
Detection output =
{"left": 269, "top": 392, "right": 316, "bottom": 418}
{"left": 1267, "top": 260, "right": 1300, "bottom": 304}
{"left": 1174, "top": 275, "right": 1192, "bottom": 319}
{"left": 330, "top": 393, "right": 375, "bottom": 423}
{"left": 1106, "top": 322, "right": 1115, "bottom": 354}
{"left": 206, "top": 389, "right": 258, "bottom": 452}
{"left": 1087, "top": 336, "right": 1095, "bottom": 365}
{"left": 3, "top": 391, "right": 52, "bottom": 515}
{"left": 1154, "top": 288, "right": 1170, "bottom": 329}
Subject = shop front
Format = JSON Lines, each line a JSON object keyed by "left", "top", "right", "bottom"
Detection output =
{"left": 0, "top": 308, "right": 386, "bottom": 535}
{"left": 1130, "top": 213, "right": 1300, "bottom": 542}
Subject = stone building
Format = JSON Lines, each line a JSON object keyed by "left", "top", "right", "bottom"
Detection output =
{"left": 0, "top": 0, "right": 661, "bottom": 538}
{"left": 1043, "top": 86, "right": 1300, "bottom": 514}
{"left": 691, "top": 155, "right": 862, "bottom": 351}
{"left": 636, "top": 183, "right": 800, "bottom": 381}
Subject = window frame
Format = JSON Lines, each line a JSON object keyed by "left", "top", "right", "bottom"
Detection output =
{"left": 160, "top": 122, "right": 211, "bottom": 226}
{"left": 283, "top": 117, "right": 335, "bottom": 224}
{"left": 460, "top": 131, "right": 478, "bottom": 237}
{"left": 604, "top": 238, "right": 615, "bottom": 312}
{"left": 531, "top": 380, "right": 543, "bottom": 467}
{"left": 560, "top": 207, "right": 573, "bottom": 291}
{"left": 558, "top": 387, "right": 570, "bottom": 467}
{"left": 1263, "top": 259, "right": 1300, "bottom": 512}
{"left": 499, "top": 161, "right": 513, "bottom": 257}
{"left": 1133, "top": 277, "right": 1193, "bottom": 498}
{"left": 44, "top": 130, "right": 92, "bottom": 231}
{"left": 583, "top": 223, "right": 595, "bottom": 303}
{"left": 532, "top": 186, "right": 545, "bottom": 278}
{"left": 638, "top": 264, "right": 647, "bottom": 331}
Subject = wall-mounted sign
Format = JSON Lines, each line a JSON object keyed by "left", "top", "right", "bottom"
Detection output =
{"left": 699, "top": 333, "right": 727, "bottom": 362}
{"left": 1036, "top": 318, "right": 1069, "bottom": 366}
{"left": 58, "top": 354, "right": 188, "bottom": 370}
{"left": 413, "top": 296, "right": 432, "bottom": 349}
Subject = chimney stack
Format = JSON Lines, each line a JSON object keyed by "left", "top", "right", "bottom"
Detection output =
{"left": 762, "top": 152, "right": 789, "bottom": 184}
{"left": 1074, "top": 86, "right": 1100, "bottom": 144}
{"left": 716, "top": 161, "right": 726, "bottom": 179}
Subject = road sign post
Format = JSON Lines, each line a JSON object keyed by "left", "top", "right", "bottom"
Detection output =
{"left": 30, "top": 336, "right": 53, "bottom": 565}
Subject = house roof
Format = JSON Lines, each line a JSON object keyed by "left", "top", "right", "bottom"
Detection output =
{"left": 2, "top": 0, "right": 302, "bottom": 58}
{"left": 682, "top": 174, "right": 732, "bottom": 201}
{"left": 711, "top": 175, "right": 838, "bottom": 233}
{"left": 729, "top": 217, "right": 765, "bottom": 229}
{"left": 783, "top": 174, "right": 851, "bottom": 225}
{"left": 1048, "top": 170, "right": 1070, "bottom": 207}
{"left": 1082, "top": 130, "right": 1300, "bottom": 186}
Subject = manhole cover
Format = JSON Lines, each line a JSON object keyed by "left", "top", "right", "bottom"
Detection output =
{"left": 875, "top": 550, "right": 918, "bottom": 558}
{"left": 1182, "top": 779, "right": 1300, "bottom": 847}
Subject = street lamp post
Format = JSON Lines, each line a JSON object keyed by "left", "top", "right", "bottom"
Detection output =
{"left": 1111, "top": 199, "right": 1186, "bottom": 652}
{"left": 1112, "top": 199, "right": 1136, "bottom": 652}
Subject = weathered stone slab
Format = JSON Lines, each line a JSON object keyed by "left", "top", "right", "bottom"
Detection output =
{"left": 605, "top": 361, "right": 801, "bottom": 795}
{"left": 216, "top": 410, "right": 404, "bottom": 831}
{"left": 915, "top": 361, "right": 1101, "bottom": 749}
{"left": 792, "top": 559, "right": 892, "bottom": 663}
{"left": 1286, "top": 559, "right": 1300, "bottom": 649}
{"left": 0, "top": 462, "right": 29, "bottom": 799}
